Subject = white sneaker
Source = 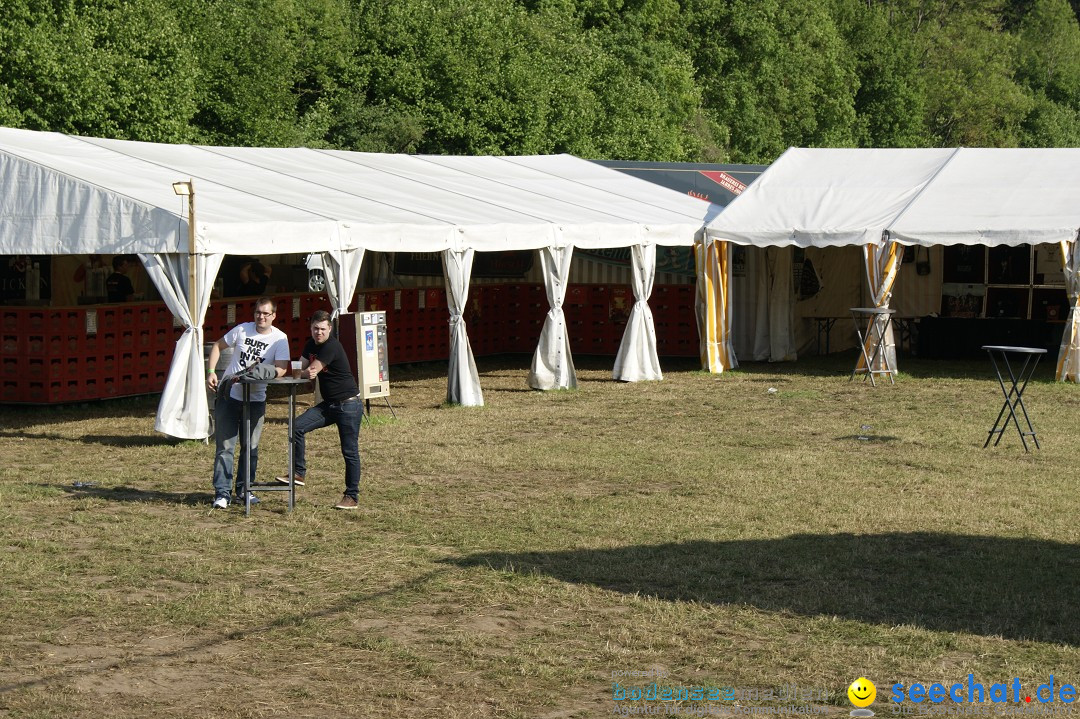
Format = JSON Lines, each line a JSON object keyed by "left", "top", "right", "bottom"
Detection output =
{"left": 212, "top": 496, "right": 229, "bottom": 509}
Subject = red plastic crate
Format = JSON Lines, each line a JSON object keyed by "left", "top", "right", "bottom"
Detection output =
{"left": 100, "top": 331, "right": 119, "bottom": 355}
{"left": 204, "top": 302, "right": 228, "bottom": 334}
{"left": 100, "top": 353, "right": 118, "bottom": 379}
{"left": 0, "top": 310, "right": 21, "bottom": 333}
{"left": 63, "top": 333, "right": 84, "bottom": 355}
{"left": 100, "top": 374, "right": 118, "bottom": 399}
{"left": 25, "top": 310, "right": 46, "bottom": 332}
{"left": 25, "top": 334, "right": 47, "bottom": 356}
{"left": 153, "top": 327, "right": 172, "bottom": 350}
{"left": 302, "top": 293, "right": 331, "bottom": 319}
{"left": 116, "top": 373, "right": 136, "bottom": 398}
{"left": 150, "top": 348, "right": 171, "bottom": 370}
{"left": 151, "top": 304, "right": 174, "bottom": 332}
{"left": 424, "top": 288, "right": 444, "bottom": 310}
{"left": 63, "top": 378, "right": 82, "bottom": 402}
{"left": 397, "top": 288, "right": 419, "bottom": 314}
{"left": 26, "top": 380, "right": 65, "bottom": 403}
{"left": 99, "top": 308, "right": 118, "bottom": 331}
{"left": 135, "top": 327, "right": 154, "bottom": 349}
{"left": 48, "top": 309, "right": 83, "bottom": 334}
{"left": 1, "top": 334, "right": 19, "bottom": 356}
{"left": 26, "top": 357, "right": 65, "bottom": 380}
{"left": 366, "top": 290, "right": 391, "bottom": 311}
{"left": 1, "top": 380, "right": 23, "bottom": 402}
{"left": 82, "top": 375, "right": 100, "bottom": 400}
{"left": 135, "top": 372, "right": 152, "bottom": 394}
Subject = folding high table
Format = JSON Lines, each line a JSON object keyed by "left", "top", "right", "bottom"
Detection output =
{"left": 981, "top": 345, "right": 1045, "bottom": 452}
{"left": 239, "top": 376, "right": 309, "bottom": 516}
{"left": 849, "top": 307, "right": 896, "bottom": 386}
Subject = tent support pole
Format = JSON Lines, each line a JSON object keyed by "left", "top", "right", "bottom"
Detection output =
{"left": 186, "top": 182, "right": 197, "bottom": 327}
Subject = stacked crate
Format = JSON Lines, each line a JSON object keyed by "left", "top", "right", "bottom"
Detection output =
{"left": 13, "top": 308, "right": 102, "bottom": 402}
{"left": 413, "top": 288, "right": 448, "bottom": 361}
{"left": 0, "top": 283, "right": 701, "bottom": 405}
{"left": 652, "top": 285, "right": 698, "bottom": 356}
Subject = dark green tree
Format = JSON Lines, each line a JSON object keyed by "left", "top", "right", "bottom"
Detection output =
{"left": 0, "top": 0, "right": 197, "bottom": 141}
{"left": 681, "top": 0, "right": 859, "bottom": 163}
{"left": 1015, "top": 0, "right": 1080, "bottom": 144}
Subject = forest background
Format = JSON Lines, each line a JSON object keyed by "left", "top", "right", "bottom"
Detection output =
{"left": 0, "top": 0, "right": 1079, "bottom": 164}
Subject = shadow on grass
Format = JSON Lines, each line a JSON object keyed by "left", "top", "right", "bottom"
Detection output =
{"left": 732, "top": 354, "right": 1063, "bottom": 383}
{"left": 0, "top": 395, "right": 160, "bottom": 430}
{"left": 0, "top": 429, "right": 189, "bottom": 447}
{"left": 835, "top": 434, "right": 901, "bottom": 442}
{"left": 448, "top": 533, "right": 1080, "bottom": 645}
{"left": 49, "top": 483, "right": 212, "bottom": 506}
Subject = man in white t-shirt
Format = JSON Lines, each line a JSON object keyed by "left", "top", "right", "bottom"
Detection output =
{"left": 206, "top": 297, "right": 290, "bottom": 508}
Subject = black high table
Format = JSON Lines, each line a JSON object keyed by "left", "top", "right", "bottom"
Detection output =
{"left": 981, "top": 345, "right": 1046, "bottom": 452}
{"left": 239, "top": 376, "right": 309, "bottom": 516}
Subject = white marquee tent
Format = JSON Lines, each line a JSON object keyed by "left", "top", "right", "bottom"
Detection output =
{"left": 701, "top": 147, "right": 1080, "bottom": 380}
{"left": 0, "top": 127, "right": 720, "bottom": 438}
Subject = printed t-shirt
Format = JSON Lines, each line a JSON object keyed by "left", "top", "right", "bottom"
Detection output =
{"left": 221, "top": 322, "right": 290, "bottom": 402}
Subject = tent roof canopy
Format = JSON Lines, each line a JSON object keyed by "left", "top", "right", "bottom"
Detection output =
{"left": 0, "top": 126, "right": 718, "bottom": 257}
{"left": 704, "top": 147, "right": 1080, "bottom": 249}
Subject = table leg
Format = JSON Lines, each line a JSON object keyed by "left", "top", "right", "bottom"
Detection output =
{"left": 874, "top": 315, "right": 896, "bottom": 385}
{"left": 242, "top": 383, "right": 252, "bottom": 516}
{"left": 984, "top": 351, "right": 1014, "bottom": 448}
{"left": 850, "top": 316, "right": 876, "bottom": 386}
{"left": 1012, "top": 354, "right": 1042, "bottom": 450}
{"left": 287, "top": 387, "right": 295, "bottom": 511}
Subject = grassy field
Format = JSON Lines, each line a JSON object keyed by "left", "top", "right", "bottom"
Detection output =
{"left": 1, "top": 352, "right": 1079, "bottom": 718}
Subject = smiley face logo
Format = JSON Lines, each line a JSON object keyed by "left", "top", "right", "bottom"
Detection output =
{"left": 848, "top": 677, "right": 876, "bottom": 708}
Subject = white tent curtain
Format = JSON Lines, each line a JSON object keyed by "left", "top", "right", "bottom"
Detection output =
{"left": 442, "top": 248, "right": 484, "bottom": 406}
{"left": 859, "top": 238, "right": 901, "bottom": 373}
{"left": 321, "top": 247, "right": 366, "bottom": 317}
{"left": 140, "top": 250, "right": 224, "bottom": 439}
{"left": 1056, "top": 237, "right": 1080, "bottom": 381}
{"left": 529, "top": 245, "right": 577, "bottom": 390}
{"left": 751, "top": 246, "right": 797, "bottom": 362}
{"left": 613, "top": 243, "right": 662, "bottom": 381}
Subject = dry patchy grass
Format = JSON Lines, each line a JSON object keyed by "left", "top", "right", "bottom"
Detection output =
{"left": 1, "top": 353, "right": 1079, "bottom": 718}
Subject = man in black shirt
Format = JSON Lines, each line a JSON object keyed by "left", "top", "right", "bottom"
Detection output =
{"left": 278, "top": 310, "right": 363, "bottom": 509}
{"left": 106, "top": 255, "right": 135, "bottom": 302}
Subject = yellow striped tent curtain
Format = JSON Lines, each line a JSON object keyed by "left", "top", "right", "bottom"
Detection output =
{"left": 856, "top": 239, "right": 901, "bottom": 373}
{"left": 1056, "top": 238, "right": 1080, "bottom": 381}
{"left": 695, "top": 239, "right": 738, "bottom": 373}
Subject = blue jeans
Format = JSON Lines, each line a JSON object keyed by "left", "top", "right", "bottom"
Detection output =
{"left": 213, "top": 396, "right": 266, "bottom": 499}
{"left": 291, "top": 398, "right": 362, "bottom": 499}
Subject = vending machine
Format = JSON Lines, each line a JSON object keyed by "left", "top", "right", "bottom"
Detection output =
{"left": 338, "top": 311, "right": 389, "bottom": 400}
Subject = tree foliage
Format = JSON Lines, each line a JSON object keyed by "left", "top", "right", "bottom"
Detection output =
{"left": 0, "top": 0, "right": 1078, "bottom": 162}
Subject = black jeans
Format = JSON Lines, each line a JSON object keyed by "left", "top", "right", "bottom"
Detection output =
{"left": 291, "top": 398, "right": 363, "bottom": 499}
